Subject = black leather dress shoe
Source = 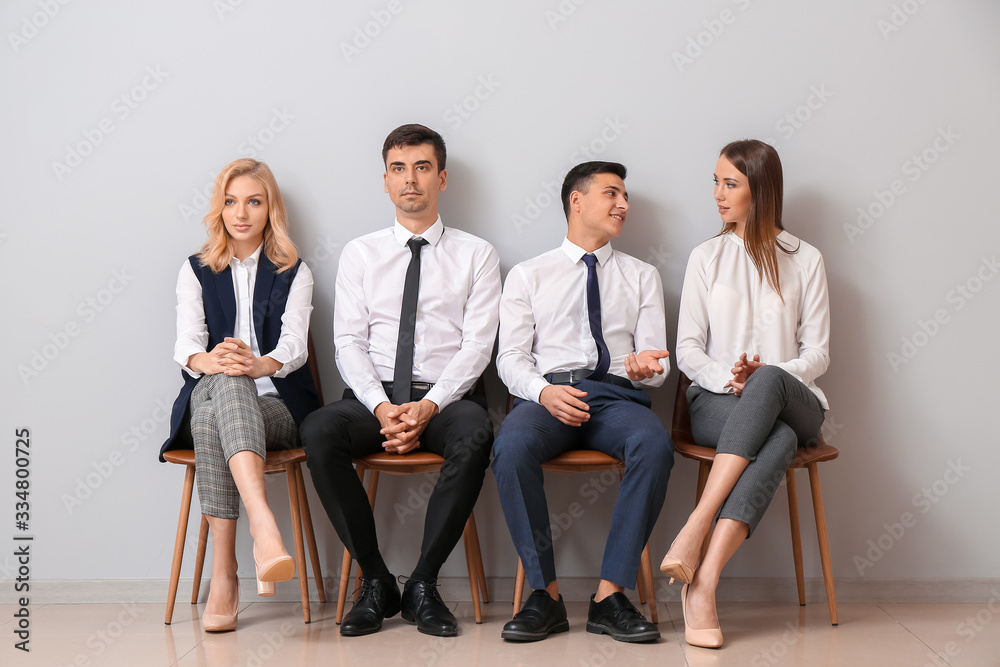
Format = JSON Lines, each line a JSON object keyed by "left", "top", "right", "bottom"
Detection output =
{"left": 340, "top": 576, "right": 401, "bottom": 636}
{"left": 586, "top": 592, "right": 660, "bottom": 642}
{"left": 501, "top": 590, "right": 569, "bottom": 642}
{"left": 401, "top": 579, "right": 458, "bottom": 637}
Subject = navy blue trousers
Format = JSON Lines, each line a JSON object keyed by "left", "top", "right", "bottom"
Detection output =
{"left": 491, "top": 380, "right": 674, "bottom": 590}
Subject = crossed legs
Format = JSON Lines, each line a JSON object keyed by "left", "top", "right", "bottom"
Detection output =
{"left": 667, "top": 366, "right": 825, "bottom": 634}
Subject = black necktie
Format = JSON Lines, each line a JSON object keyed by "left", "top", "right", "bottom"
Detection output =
{"left": 582, "top": 253, "right": 610, "bottom": 382}
{"left": 392, "top": 237, "right": 428, "bottom": 405}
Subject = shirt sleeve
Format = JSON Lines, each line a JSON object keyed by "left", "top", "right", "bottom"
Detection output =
{"left": 333, "top": 242, "right": 389, "bottom": 413}
{"left": 174, "top": 260, "right": 208, "bottom": 377}
{"left": 675, "top": 249, "right": 734, "bottom": 394}
{"left": 773, "top": 253, "right": 830, "bottom": 386}
{"left": 497, "top": 265, "right": 550, "bottom": 403}
{"left": 266, "top": 262, "right": 314, "bottom": 377}
{"left": 423, "top": 244, "right": 502, "bottom": 411}
{"left": 631, "top": 267, "right": 670, "bottom": 388}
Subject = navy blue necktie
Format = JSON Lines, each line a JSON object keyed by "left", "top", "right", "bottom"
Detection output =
{"left": 392, "top": 238, "right": 428, "bottom": 405}
{"left": 582, "top": 253, "right": 610, "bottom": 382}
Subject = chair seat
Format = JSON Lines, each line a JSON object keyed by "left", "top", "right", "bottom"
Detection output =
{"left": 357, "top": 451, "right": 447, "bottom": 474}
{"left": 541, "top": 450, "right": 625, "bottom": 473}
{"left": 674, "top": 438, "right": 840, "bottom": 468}
{"left": 162, "top": 448, "right": 308, "bottom": 466}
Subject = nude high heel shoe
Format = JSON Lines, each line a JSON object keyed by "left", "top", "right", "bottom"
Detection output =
{"left": 660, "top": 541, "right": 696, "bottom": 585}
{"left": 254, "top": 544, "right": 294, "bottom": 597}
{"left": 202, "top": 578, "right": 239, "bottom": 632}
{"left": 682, "top": 583, "right": 723, "bottom": 649}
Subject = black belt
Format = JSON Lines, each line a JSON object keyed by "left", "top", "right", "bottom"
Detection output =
{"left": 545, "top": 371, "right": 634, "bottom": 389}
{"left": 382, "top": 380, "right": 434, "bottom": 393}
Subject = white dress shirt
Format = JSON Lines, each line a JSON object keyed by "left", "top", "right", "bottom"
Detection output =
{"left": 498, "top": 238, "right": 669, "bottom": 403}
{"left": 334, "top": 218, "right": 502, "bottom": 413}
{"left": 174, "top": 244, "right": 314, "bottom": 396}
{"left": 676, "top": 230, "right": 830, "bottom": 409}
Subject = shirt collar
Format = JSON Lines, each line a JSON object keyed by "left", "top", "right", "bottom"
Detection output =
{"left": 560, "top": 237, "right": 613, "bottom": 266}
{"left": 231, "top": 243, "right": 264, "bottom": 268}
{"left": 393, "top": 217, "right": 444, "bottom": 247}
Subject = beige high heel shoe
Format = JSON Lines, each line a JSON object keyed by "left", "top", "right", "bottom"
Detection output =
{"left": 660, "top": 541, "right": 696, "bottom": 585}
{"left": 681, "top": 583, "right": 723, "bottom": 649}
{"left": 254, "top": 544, "right": 294, "bottom": 597}
{"left": 202, "top": 577, "right": 239, "bottom": 632}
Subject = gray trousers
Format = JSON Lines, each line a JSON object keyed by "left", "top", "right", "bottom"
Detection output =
{"left": 687, "top": 365, "right": 825, "bottom": 536}
{"left": 190, "top": 373, "right": 298, "bottom": 519}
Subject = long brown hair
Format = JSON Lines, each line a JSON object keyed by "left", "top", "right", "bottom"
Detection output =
{"left": 198, "top": 159, "right": 298, "bottom": 273}
{"left": 718, "top": 139, "right": 797, "bottom": 300}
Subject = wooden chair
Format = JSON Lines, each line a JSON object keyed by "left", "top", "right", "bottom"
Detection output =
{"left": 335, "top": 452, "right": 490, "bottom": 624}
{"left": 671, "top": 373, "right": 839, "bottom": 625}
{"left": 506, "top": 395, "right": 659, "bottom": 624}
{"left": 164, "top": 336, "right": 327, "bottom": 625}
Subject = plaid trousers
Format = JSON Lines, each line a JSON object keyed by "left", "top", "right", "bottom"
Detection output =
{"left": 190, "top": 373, "right": 298, "bottom": 519}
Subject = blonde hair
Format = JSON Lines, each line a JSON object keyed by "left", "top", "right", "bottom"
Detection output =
{"left": 198, "top": 159, "right": 299, "bottom": 273}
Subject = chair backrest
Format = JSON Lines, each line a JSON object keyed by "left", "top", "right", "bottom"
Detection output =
{"left": 306, "top": 332, "right": 325, "bottom": 406}
{"left": 671, "top": 373, "right": 695, "bottom": 445}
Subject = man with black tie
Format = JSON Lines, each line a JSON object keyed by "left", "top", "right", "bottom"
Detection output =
{"left": 301, "top": 124, "right": 501, "bottom": 637}
{"left": 492, "top": 161, "right": 674, "bottom": 643}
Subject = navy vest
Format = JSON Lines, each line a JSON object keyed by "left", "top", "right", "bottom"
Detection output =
{"left": 159, "top": 252, "right": 320, "bottom": 462}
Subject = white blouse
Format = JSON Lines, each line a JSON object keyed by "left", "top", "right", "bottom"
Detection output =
{"left": 675, "top": 230, "right": 830, "bottom": 409}
{"left": 174, "top": 244, "right": 314, "bottom": 397}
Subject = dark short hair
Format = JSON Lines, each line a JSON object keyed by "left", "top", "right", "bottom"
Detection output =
{"left": 382, "top": 124, "right": 447, "bottom": 171}
{"left": 560, "top": 161, "right": 627, "bottom": 219}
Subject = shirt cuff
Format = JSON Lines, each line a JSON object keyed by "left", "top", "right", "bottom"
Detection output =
{"left": 423, "top": 386, "right": 451, "bottom": 412}
{"left": 267, "top": 350, "right": 290, "bottom": 378}
{"left": 361, "top": 387, "right": 391, "bottom": 415}
{"left": 527, "top": 377, "right": 550, "bottom": 404}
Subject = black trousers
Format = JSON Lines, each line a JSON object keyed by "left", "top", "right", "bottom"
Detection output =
{"left": 300, "top": 389, "right": 494, "bottom": 573}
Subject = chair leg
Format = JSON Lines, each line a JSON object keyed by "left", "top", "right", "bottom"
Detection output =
{"left": 337, "top": 464, "right": 368, "bottom": 621}
{"left": 640, "top": 543, "right": 658, "bottom": 624}
{"left": 336, "top": 546, "right": 353, "bottom": 624}
{"left": 190, "top": 515, "right": 209, "bottom": 604}
{"left": 296, "top": 465, "right": 326, "bottom": 603}
{"left": 513, "top": 558, "right": 526, "bottom": 619}
{"left": 808, "top": 463, "right": 839, "bottom": 626}
{"left": 786, "top": 469, "right": 806, "bottom": 606}
{"left": 466, "top": 512, "right": 489, "bottom": 603}
{"left": 165, "top": 464, "right": 195, "bottom": 625}
{"left": 285, "top": 463, "right": 311, "bottom": 623}
{"left": 354, "top": 469, "right": 380, "bottom": 601}
{"left": 636, "top": 562, "right": 647, "bottom": 604}
{"left": 462, "top": 519, "right": 483, "bottom": 623}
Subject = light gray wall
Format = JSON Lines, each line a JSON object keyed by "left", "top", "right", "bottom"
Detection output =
{"left": 2, "top": 0, "right": 997, "bottom": 588}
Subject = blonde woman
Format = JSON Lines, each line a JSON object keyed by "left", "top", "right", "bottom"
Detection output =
{"left": 661, "top": 140, "right": 830, "bottom": 648}
{"left": 160, "top": 159, "right": 319, "bottom": 631}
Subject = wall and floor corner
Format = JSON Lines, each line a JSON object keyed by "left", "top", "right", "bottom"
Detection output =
{"left": 2, "top": 0, "right": 998, "bottom": 614}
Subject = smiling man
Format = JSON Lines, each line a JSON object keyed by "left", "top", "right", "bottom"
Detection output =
{"left": 301, "top": 124, "right": 501, "bottom": 637}
{"left": 492, "top": 161, "right": 674, "bottom": 643}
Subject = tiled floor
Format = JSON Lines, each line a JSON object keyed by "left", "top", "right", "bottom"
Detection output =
{"left": 4, "top": 599, "right": 999, "bottom": 666}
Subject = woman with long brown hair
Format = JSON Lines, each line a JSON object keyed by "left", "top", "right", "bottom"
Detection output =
{"left": 160, "top": 159, "right": 319, "bottom": 631}
{"left": 661, "top": 140, "right": 830, "bottom": 648}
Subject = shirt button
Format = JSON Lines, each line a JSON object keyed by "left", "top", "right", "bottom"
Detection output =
{"left": 415, "top": 337, "right": 422, "bottom": 343}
